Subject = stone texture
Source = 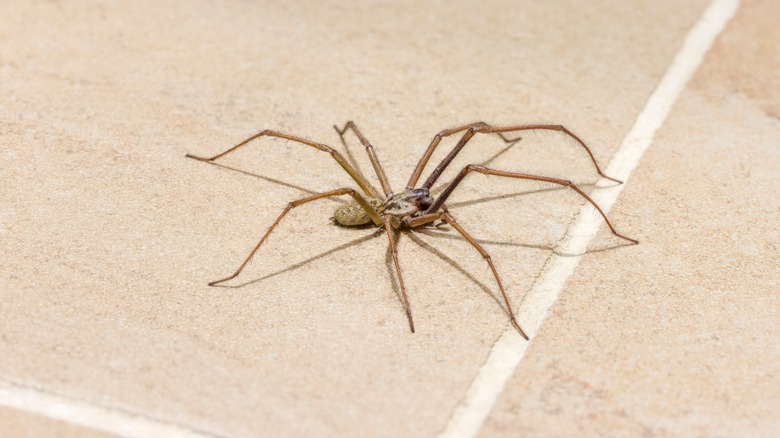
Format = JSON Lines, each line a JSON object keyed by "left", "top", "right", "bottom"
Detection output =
{"left": 5, "top": 0, "right": 764, "bottom": 436}
{"left": 482, "top": 1, "right": 780, "bottom": 436}
{"left": 0, "top": 406, "right": 113, "bottom": 438}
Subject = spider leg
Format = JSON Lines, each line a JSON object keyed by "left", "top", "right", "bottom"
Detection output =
{"left": 402, "top": 211, "right": 443, "bottom": 228}
{"left": 407, "top": 122, "right": 521, "bottom": 189}
{"left": 186, "top": 129, "right": 379, "bottom": 198}
{"left": 384, "top": 218, "right": 415, "bottom": 333}
{"left": 208, "top": 188, "right": 382, "bottom": 286}
{"left": 334, "top": 121, "right": 393, "bottom": 196}
{"left": 439, "top": 211, "right": 529, "bottom": 340}
{"left": 408, "top": 122, "right": 621, "bottom": 190}
{"left": 428, "top": 164, "right": 638, "bottom": 244}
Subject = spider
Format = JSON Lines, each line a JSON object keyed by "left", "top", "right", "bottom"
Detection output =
{"left": 186, "top": 121, "right": 638, "bottom": 340}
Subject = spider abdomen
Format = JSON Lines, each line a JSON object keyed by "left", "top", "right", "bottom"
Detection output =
{"left": 333, "top": 197, "right": 383, "bottom": 227}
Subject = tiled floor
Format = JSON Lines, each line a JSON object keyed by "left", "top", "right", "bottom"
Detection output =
{"left": 0, "top": 405, "right": 112, "bottom": 438}
{"left": 1, "top": 0, "right": 776, "bottom": 437}
{"left": 482, "top": 1, "right": 780, "bottom": 435}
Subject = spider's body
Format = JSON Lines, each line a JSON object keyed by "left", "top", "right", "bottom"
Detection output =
{"left": 334, "top": 188, "right": 433, "bottom": 228}
{"left": 186, "top": 121, "right": 638, "bottom": 340}
{"left": 383, "top": 188, "right": 434, "bottom": 220}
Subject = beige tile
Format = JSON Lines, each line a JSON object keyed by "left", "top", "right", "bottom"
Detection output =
{"left": 0, "top": 406, "right": 114, "bottom": 438}
{"left": 482, "top": 1, "right": 780, "bottom": 436}
{"left": 0, "top": 0, "right": 709, "bottom": 436}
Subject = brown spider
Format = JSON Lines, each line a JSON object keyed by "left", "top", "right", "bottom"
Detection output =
{"left": 186, "top": 121, "right": 638, "bottom": 340}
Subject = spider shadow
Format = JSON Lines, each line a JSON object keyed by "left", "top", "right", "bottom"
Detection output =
{"left": 380, "top": 229, "right": 514, "bottom": 324}
{"left": 208, "top": 181, "right": 632, "bottom": 295}
{"left": 384, "top": 234, "right": 405, "bottom": 312}
{"left": 445, "top": 185, "right": 578, "bottom": 209}
{"left": 216, "top": 230, "right": 382, "bottom": 289}
{"left": 196, "top": 160, "right": 347, "bottom": 201}
{"left": 418, "top": 225, "right": 637, "bottom": 257}
{"left": 414, "top": 227, "right": 553, "bottom": 252}
{"left": 404, "top": 231, "right": 509, "bottom": 317}
{"left": 435, "top": 182, "right": 635, "bottom": 256}
{"left": 556, "top": 238, "right": 639, "bottom": 256}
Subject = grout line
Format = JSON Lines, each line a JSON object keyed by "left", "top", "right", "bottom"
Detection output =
{"left": 438, "top": 0, "right": 740, "bottom": 437}
{"left": 0, "top": 379, "right": 222, "bottom": 438}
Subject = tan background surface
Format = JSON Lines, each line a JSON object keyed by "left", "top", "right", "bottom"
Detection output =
{"left": 1, "top": 0, "right": 777, "bottom": 436}
{"left": 0, "top": 405, "right": 113, "bottom": 438}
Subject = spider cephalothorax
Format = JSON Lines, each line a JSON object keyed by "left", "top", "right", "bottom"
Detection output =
{"left": 384, "top": 188, "right": 434, "bottom": 218}
{"left": 187, "top": 121, "right": 638, "bottom": 339}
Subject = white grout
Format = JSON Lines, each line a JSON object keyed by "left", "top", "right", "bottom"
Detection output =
{"left": 438, "top": 0, "right": 740, "bottom": 436}
{"left": 0, "top": 380, "right": 220, "bottom": 438}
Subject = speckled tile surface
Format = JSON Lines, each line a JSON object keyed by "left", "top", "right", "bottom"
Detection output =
{"left": 0, "top": 405, "right": 114, "bottom": 438}
{"left": 482, "top": 1, "right": 780, "bottom": 436}
{"left": 4, "top": 1, "right": 773, "bottom": 437}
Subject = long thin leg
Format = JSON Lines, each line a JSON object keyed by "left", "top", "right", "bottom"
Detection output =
{"left": 402, "top": 211, "right": 443, "bottom": 228}
{"left": 335, "top": 121, "right": 393, "bottom": 196}
{"left": 428, "top": 164, "right": 638, "bottom": 244}
{"left": 407, "top": 122, "right": 620, "bottom": 190}
{"left": 208, "top": 188, "right": 382, "bottom": 286}
{"left": 407, "top": 122, "right": 521, "bottom": 189}
{"left": 186, "top": 129, "right": 379, "bottom": 198}
{"left": 439, "top": 212, "right": 529, "bottom": 340}
{"left": 384, "top": 218, "right": 415, "bottom": 332}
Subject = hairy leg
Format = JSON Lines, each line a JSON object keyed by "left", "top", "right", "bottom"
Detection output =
{"left": 186, "top": 129, "right": 378, "bottom": 197}
{"left": 335, "top": 121, "right": 393, "bottom": 196}
{"left": 407, "top": 122, "right": 521, "bottom": 189}
{"left": 429, "top": 164, "right": 638, "bottom": 244}
{"left": 408, "top": 122, "right": 620, "bottom": 190}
